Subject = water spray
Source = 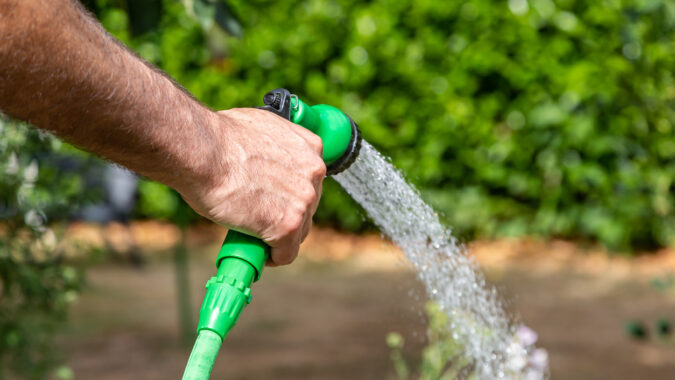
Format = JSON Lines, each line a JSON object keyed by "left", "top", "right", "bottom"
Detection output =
{"left": 182, "top": 88, "right": 361, "bottom": 380}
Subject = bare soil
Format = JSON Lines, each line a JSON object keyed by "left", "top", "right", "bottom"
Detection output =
{"left": 55, "top": 223, "right": 675, "bottom": 379}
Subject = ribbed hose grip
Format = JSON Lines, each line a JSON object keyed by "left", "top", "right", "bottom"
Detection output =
{"left": 196, "top": 259, "right": 253, "bottom": 340}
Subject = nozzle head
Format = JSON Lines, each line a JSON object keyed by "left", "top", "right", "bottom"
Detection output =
{"left": 289, "top": 100, "right": 361, "bottom": 175}
{"left": 258, "top": 88, "right": 362, "bottom": 175}
{"left": 326, "top": 118, "right": 361, "bottom": 175}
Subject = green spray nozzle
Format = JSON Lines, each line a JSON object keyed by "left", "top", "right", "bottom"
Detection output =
{"left": 259, "top": 88, "right": 361, "bottom": 175}
{"left": 289, "top": 98, "right": 361, "bottom": 174}
{"left": 182, "top": 89, "right": 361, "bottom": 380}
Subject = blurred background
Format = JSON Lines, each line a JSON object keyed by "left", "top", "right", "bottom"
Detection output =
{"left": 1, "top": 0, "right": 673, "bottom": 379}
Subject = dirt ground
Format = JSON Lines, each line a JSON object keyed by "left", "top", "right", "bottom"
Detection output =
{"left": 55, "top": 222, "right": 675, "bottom": 379}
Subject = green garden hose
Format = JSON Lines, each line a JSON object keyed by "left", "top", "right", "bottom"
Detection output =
{"left": 183, "top": 330, "right": 222, "bottom": 380}
{"left": 182, "top": 88, "right": 361, "bottom": 380}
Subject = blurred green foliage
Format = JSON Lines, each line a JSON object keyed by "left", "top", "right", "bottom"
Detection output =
{"left": 92, "top": 0, "right": 674, "bottom": 251}
{"left": 0, "top": 118, "right": 86, "bottom": 379}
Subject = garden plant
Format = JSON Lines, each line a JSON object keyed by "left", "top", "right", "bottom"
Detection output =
{"left": 1, "top": 0, "right": 673, "bottom": 378}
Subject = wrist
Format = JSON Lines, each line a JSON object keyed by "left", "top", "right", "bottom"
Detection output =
{"left": 168, "top": 107, "right": 227, "bottom": 199}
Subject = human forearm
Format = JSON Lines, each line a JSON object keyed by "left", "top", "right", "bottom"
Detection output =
{"left": 0, "top": 0, "right": 326, "bottom": 265}
{"left": 0, "top": 0, "right": 218, "bottom": 191}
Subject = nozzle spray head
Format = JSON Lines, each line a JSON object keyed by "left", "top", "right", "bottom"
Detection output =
{"left": 260, "top": 88, "right": 361, "bottom": 175}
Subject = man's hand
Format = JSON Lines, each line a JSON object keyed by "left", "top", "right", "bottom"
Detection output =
{"left": 178, "top": 108, "right": 326, "bottom": 265}
{"left": 0, "top": 0, "right": 325, "bottom": 265}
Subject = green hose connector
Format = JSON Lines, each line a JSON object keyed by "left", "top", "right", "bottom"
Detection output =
{"left": 196, "top": 231, "right": 267, "bottom": 340}
{"left": 183, "top": 88, "right": 361, "bottom": 380}
{"left": 183, "top": 231, "right": 267, "bottom": 380}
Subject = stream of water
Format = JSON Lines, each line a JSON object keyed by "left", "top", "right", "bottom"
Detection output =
{"left": 334, "top": 141, "right": 548, "bottom": 379}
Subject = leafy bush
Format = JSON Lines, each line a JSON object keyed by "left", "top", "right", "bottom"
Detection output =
{"left": 0, "top": 118, "right": 86, "bottom": 379}
{"left": 97, "top": 0, "right": 673, "bottom": 251}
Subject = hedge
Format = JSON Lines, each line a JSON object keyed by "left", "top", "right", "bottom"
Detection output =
{"left": 94, "top": 0, "right": 674, "bottom": 251}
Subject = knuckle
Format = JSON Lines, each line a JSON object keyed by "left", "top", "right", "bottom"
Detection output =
{"left": 281, "top": 211, "right": 303, "bottom": 234}
{"left": 300, "top": 184, "right": 317, "bottom": 205}
{"left": 312, "top": 160, "right": 327, "bottom": 178}
{"left": 309, "top": 134, "right": 323, "bottom": 152}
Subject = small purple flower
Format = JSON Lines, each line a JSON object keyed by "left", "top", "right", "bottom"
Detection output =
{"left": 516, "top": 325, "right": 539, "bottom": 347}
{"left": 529, "top": 348, "right": 549, "bottom": 371}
